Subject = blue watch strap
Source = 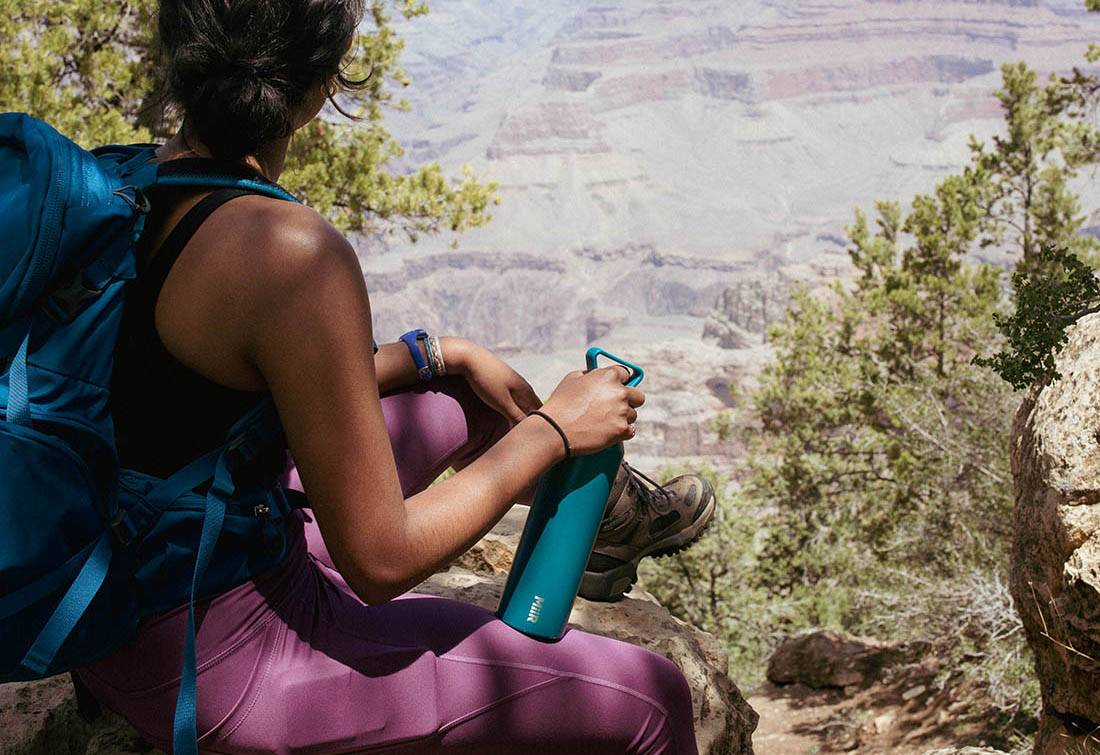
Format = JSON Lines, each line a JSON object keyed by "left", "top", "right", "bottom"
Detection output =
{"left": 399, "top": 329, "right": 433, "bottom": 381}
{"left": 372, "top": 338, "right": 378, "bottom": 354}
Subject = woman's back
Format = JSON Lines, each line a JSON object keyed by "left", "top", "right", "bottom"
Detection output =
{"left": 113, "top": 170, "right": 273, "bottom": 476}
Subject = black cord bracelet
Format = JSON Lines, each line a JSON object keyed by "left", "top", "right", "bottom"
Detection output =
{"left": 529, "top": 410, "right": 573, "bottom": 460}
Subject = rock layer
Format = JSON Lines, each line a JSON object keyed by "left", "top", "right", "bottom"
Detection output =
{"left": 1009, "top": 311, "right": 1100, "bottom": 754}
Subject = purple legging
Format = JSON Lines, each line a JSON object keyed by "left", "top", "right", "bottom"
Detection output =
{"left": 78, "top": 375, "right": 698, "bottom": 754}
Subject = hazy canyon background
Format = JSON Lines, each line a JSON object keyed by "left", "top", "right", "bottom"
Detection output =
{"left": 361, "top": 0, "right": 1100, "bottom": 468}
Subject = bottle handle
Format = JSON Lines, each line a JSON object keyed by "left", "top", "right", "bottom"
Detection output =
{"left": 585, "top": 347, "right": 644, "bottom": 387}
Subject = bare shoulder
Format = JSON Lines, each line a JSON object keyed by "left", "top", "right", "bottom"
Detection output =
{"left": 216, "top": 195, "right": 359, "bottom": 289}
{"left": 155, "top": 192, "right": 367, "bottom": 391}
{"left": 173, "top": 192, "right": 365, "bottom": 321}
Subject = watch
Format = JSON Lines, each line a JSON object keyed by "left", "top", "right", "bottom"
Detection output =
{"left": 399, "top": 328, "right": 433, "bottom": 382}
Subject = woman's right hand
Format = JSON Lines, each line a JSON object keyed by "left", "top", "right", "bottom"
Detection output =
{"left": 538, "top": 365, "right": 645, "bottom": 455}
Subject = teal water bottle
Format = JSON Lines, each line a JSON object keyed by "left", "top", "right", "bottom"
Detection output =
{"left": 497, "top": 347, "right": 645, "bottom": 640}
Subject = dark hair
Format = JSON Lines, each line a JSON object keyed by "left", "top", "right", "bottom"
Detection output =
{"left": 158, "top": 0, "right": 367, "bottom": 160}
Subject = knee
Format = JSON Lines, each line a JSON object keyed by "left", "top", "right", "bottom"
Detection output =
{"left": 579, "top": 656, "right": 695, "bottom": 755}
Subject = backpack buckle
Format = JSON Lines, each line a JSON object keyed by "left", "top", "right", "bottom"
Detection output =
{"left": 109, "top": 509, "right": 137, "bottom": 547}
{"left": 224, "top": 432, "right": 255, "bottom": 474}
{"left": 43, "top": 270, "right": 105, "bottom": 324}
{"left": 112, "top": 185, "right": 151, "bottom": 214}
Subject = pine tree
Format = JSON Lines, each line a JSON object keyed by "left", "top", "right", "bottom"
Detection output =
{"left": 969, "top": 63, "right": 1099, "bottom": 266}
{"left": 974, "top": 4, "right": 1100, "bottom": 389}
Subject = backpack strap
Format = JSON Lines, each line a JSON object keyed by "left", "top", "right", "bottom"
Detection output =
{"left": 6, "top": 331, "right": 30, "bottom": 426}
{"left": 106, "top": 147, "right": 300, "bottom": 205}
{"left": 153, "top": 157, "right": 299, "bottom": 203}
{"left": 136, "top": 397, "right": 287, "bottom": 755}
{"left": 171, "top": 449, "right": 233, "bottom": 755}
{"left": 18, "top": 533, "right": 113, "bottom": 675}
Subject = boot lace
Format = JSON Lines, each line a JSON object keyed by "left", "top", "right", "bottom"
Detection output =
{"left": 621, "top": 461, "right": 672, "bottom": 512}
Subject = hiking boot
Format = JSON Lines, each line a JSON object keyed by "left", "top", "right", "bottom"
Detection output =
{"left": 578, "top": 461, "right": 716, "bottom": 602}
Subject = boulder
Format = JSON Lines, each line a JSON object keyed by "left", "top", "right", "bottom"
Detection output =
{"left": 2, "top": 508, "right": 757, "bottom": 755}
{"left": 1010, "top": 311, "right": 1100, "bottom": 754}
{"left": 766, "top": 630, "right": 919, "bottom": 689}
{"left": 700, "top": 275, "right": 793, "bottom": 350}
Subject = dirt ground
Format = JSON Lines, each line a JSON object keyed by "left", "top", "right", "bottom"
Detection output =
{"left": 748, "top": 668, "right": 1001, "bottom": 755}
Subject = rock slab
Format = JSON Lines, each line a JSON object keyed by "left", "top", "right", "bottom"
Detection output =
{"left": 1010, "top": 311, "right": 1100, "bottom": 754}
{"left": 0, "top": 675, "right": 151, "bottom": 755}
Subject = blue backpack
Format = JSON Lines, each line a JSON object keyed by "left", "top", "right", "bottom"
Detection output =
{"left": 0, "top": 113, "right": 308, "bottom": 754}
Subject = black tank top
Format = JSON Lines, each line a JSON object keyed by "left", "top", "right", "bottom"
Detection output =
{"left": 112, "top": 176, "right": 271, "bottom": 478}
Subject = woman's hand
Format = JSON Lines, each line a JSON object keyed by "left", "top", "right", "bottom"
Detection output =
{"left": 443, "top": 337, "right": 543, "bottom": 424}
{"left": 538, "top": 365, "right": 645, "bottom": 456}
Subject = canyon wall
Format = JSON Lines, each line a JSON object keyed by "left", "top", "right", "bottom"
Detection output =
{"left": 365, "top": 1, "right": 1100, "bottom": 464}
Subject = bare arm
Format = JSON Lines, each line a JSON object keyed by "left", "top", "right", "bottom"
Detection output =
{"left": 373, "top": 341, "right": 422, "bottom": 394}
{"left": 241, "top": 213, "right": 567, "bottom": 604}
{"left": 373, "top": 336, "right": 471, "bottom": 395}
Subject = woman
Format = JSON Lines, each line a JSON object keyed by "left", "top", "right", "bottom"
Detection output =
{"left": 78, "top": 0, "right": 715, "bottom": 751}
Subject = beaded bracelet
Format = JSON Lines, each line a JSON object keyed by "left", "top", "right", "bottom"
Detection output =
{"left": 426, "top": 335, "right": 447, "bottom": 377}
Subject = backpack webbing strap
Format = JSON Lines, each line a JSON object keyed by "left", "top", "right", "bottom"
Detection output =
{"left": 0, "top": 537, "right": 101, "bottom": 621}
{"left": 19, "top": 533, "right": 113, "bottom": 675}
{"left": 152, "top": 157, "right": 299, "bottom": 204}
{"left": 155, "top": 174, "right": 298, "bottom": 203}
{"left": 150, "top": 445, "right": 223, "bottom": 505}
{"left": 7, "top": 331, "right": 30, "bottom": 425}
{"left": 171, "top": 448, "right": 236, "bottom": 755}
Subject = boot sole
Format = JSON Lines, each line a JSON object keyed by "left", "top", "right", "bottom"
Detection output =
{"left": 577, "top": 483, "right": 717, "bottom": 603}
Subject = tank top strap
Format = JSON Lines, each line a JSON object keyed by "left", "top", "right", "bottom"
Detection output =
{"left": 138, "top": 187, "right": 256, "bottom": 292}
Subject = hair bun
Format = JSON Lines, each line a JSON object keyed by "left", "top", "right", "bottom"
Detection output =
{"left": 159, "top": 0, "right": 365, "bottom": 160}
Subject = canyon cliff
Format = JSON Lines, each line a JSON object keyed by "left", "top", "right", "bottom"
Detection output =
{"left": 366, "top": 1, "right": 1100, "bottom": 466}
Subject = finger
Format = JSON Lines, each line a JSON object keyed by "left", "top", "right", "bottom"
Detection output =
{"left": 600, "top": 364, "right": 632, "bottom": 383}
{"left": 625, "top": 386, "right": 645, "bottom": 408}
{"left": 504, "top": 400, "right": 527, "bottom": 425}
{"left": 622, "top": 422, "right": 637, "bottom": 442}
{"left": 626, "top": 407, "right": 638, "bottom": 424}
{"left": 515, "top": 382, "right": 544, "bottom": 414}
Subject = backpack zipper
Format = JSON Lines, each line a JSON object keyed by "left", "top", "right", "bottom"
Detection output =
{"left": 27, "top": 142, "right": 70, "bottom": 307}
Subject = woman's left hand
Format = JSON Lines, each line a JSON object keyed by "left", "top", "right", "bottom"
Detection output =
{"left": 443, "top": 337, "right": 542, "bottom": 424}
